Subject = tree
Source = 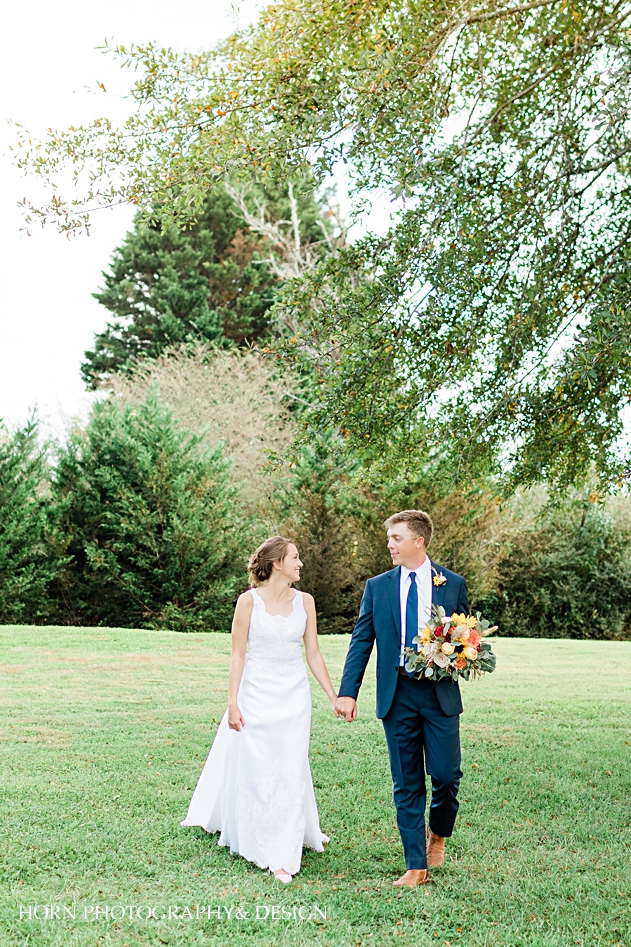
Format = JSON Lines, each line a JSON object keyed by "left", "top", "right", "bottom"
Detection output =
{"left": 275, "top": 433, "right": 365, "bottom": 634}
{"left": 0, "top": 419, "right": 62, "bottom": 624}
{"left": 478, "top": 494, "right": 631, "bottom": 639}
{"left": 15, "top": 0, "right": 631, "bottom": 489}
{"left": 82, "top": 182, "right": 338, "bottom": 387}
{"left": 52, "top": 391, "right": 240, "bottom": 630}
{"left": 274, "top": 436, "right": 507, "bottom": 633}
{"left": 108, "top": 342, "right": 298, "bottom": 518}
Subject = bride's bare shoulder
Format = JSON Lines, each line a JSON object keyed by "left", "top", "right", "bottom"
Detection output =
{"left": 235, "top": 589, "right": 255, "bottom": 612}
{"left": 299, "top": 590, "right": 315, "bottom": 608}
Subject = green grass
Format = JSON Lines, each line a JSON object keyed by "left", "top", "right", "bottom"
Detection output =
{"left": 1, "top": 627, "right": 631, "bottom": 947}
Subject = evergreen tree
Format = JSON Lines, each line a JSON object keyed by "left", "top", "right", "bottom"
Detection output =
{"left": 82, "top": 182, "right": 329, "bottom": 387}
{"left": 277, "top": 434, "right": 364, "bottom": 634}
{"left": 52, "top": 391, "right": 241, "bottom": 630}
{"left": 0, "top": 419, "right": 61, "bottom": 624}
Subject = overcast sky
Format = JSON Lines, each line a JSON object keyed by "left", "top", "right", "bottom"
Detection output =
{"left": 0, "top": 0, "right": 266, "bottom": 438}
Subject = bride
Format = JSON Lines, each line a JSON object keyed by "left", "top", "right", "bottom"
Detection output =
{"left": 181, "top": 536, "right": 338, "bottom": 883}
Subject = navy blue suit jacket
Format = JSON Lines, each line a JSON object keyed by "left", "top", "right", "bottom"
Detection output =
{"left": 338, "top": 563, "right": 469, "bottom": 719}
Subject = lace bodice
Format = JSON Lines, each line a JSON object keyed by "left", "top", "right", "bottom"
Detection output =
{"left": 246, "top": 588, "right": 307, "bottom": 671}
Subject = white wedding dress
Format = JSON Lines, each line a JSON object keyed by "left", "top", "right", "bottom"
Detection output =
{"left": 181, "top": 587, "right": 329, "bottom": 875}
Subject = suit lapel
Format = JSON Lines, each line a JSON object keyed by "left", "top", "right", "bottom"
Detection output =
{"left": 430, "top": 560, "right": 446, "bottom": 612}
{"left": 386, "top": 567, "right": 401, "bottom": 637}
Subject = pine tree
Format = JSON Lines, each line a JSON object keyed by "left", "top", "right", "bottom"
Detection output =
{"left": 82, "top": 183, "right": 329, "bottom": 387}
{"left": 0, "top": 419, "right": 61, "bottom": 624}
{"left": 52, "top": 391, "right": 241, "bottom": 630}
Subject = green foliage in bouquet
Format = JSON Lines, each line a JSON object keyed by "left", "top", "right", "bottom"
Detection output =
{"left": 51, "top": 390, "right": 241, "bottom": 630}
{"left": 405, "top": 605, "right": 497, "bottom": 682}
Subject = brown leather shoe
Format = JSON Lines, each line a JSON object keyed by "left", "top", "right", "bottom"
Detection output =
{"left": 392, "top": 869, "right": 430, "bottom": 887}
{"left": 426, "top": 826, "right": 445, "bottom": 867}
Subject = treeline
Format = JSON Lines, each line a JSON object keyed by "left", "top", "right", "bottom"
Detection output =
{"left": 4, "top": 184, "right": 631, "bottom": 638}
{"left": 2, "top": 344, "right": 631, "bottom": 638}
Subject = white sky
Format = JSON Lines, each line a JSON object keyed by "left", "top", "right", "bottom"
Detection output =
{"left": 1, "top": 0, "right": 396, "bottom": 442}
{"left": 0, "top": 0, "right": 266, "bottom": 438}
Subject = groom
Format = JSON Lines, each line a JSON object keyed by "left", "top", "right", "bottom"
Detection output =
{"left": 334, "top": 510, "right": 469, "bottom": 886}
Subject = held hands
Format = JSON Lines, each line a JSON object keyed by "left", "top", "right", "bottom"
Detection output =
{"left": 334, "top": 696, "right": 357, "bottom": 722}
{"left": 228, "top": 704, "right": 245, "bottom": 731}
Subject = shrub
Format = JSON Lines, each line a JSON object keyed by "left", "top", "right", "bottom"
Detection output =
{"left": 108, "top": 343, "right": 296, "bottom": 520}
{"left": 52, "top": 391, "right": 240, "bottom": 630}
{"left": 479, "top": 496, "right": 631, "bottom": 639}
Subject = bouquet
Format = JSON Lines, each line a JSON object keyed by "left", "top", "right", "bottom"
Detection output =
{"left": 404, "top": 606, "right": 497, "bottom": 682}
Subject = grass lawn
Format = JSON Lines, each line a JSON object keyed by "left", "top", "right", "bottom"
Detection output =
{"left": 1, "top": 627, "right": 631, "bottom": 947}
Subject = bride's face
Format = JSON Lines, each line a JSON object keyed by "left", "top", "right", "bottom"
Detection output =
{"left": 277, "top": 543, "right": 303, "bottom": 583}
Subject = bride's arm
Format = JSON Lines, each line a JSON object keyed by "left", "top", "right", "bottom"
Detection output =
{"left": 302, "top": 593, "right": 337, "bottom": 713}
{"left": 227, "top": 592, "right": 253, "bottom": 731}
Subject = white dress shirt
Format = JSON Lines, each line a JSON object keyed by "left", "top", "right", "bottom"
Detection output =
{"left": 399, "top": 558, "right": 433, "bottom": 665}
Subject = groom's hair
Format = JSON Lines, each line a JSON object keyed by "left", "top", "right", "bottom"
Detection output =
{"left": 384, "top": 510, "right": 433, "bottom": 546}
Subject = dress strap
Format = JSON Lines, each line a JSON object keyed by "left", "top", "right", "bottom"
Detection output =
{"left": 249, "top": 587, "right": 263, "bottom": 609}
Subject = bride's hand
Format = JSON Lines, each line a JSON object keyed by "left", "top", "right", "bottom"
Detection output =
{"left": 228, "top": 704, "right": 245, "bottom": 731}
{"left": 329, "top": 694, "right": 338, "bottom": 715}
{"left": 334, "top": 696, "right": 357, "bottom": 722}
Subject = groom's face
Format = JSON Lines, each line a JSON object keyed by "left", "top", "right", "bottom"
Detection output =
{"left": 387, "top": 522, "right": 426, "bottom": 569}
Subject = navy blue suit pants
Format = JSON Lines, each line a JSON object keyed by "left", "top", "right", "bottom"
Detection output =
{"left": 382, "top": 674, "right": 462, "bottom": 870}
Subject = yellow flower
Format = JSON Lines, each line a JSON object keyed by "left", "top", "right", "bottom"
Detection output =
{"left": 466, "top": 615, "right": 478, "bottom": 628}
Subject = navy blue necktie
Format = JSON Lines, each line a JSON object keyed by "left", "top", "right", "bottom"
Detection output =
{"left": 404, "top": 572, "right": 418, "bottom": 676}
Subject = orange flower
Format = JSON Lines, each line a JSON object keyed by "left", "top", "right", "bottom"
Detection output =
{"left": 469, "top": 631, "right": 481, "bottom": 649}
{"left": 455, "top": 654, "right": 467, "bottom": 669}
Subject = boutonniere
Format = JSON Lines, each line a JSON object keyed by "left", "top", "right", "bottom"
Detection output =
{"left": 432, "top": 567, "right": 447, "bottom": 587}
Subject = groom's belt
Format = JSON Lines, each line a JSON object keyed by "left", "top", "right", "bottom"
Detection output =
{"left": 398, "top": 666, "right": 431, "bottom": 683}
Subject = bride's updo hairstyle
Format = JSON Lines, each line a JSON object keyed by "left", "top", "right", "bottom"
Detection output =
{"left": 247, "top": 536, "right": 293, "bottom": 586}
